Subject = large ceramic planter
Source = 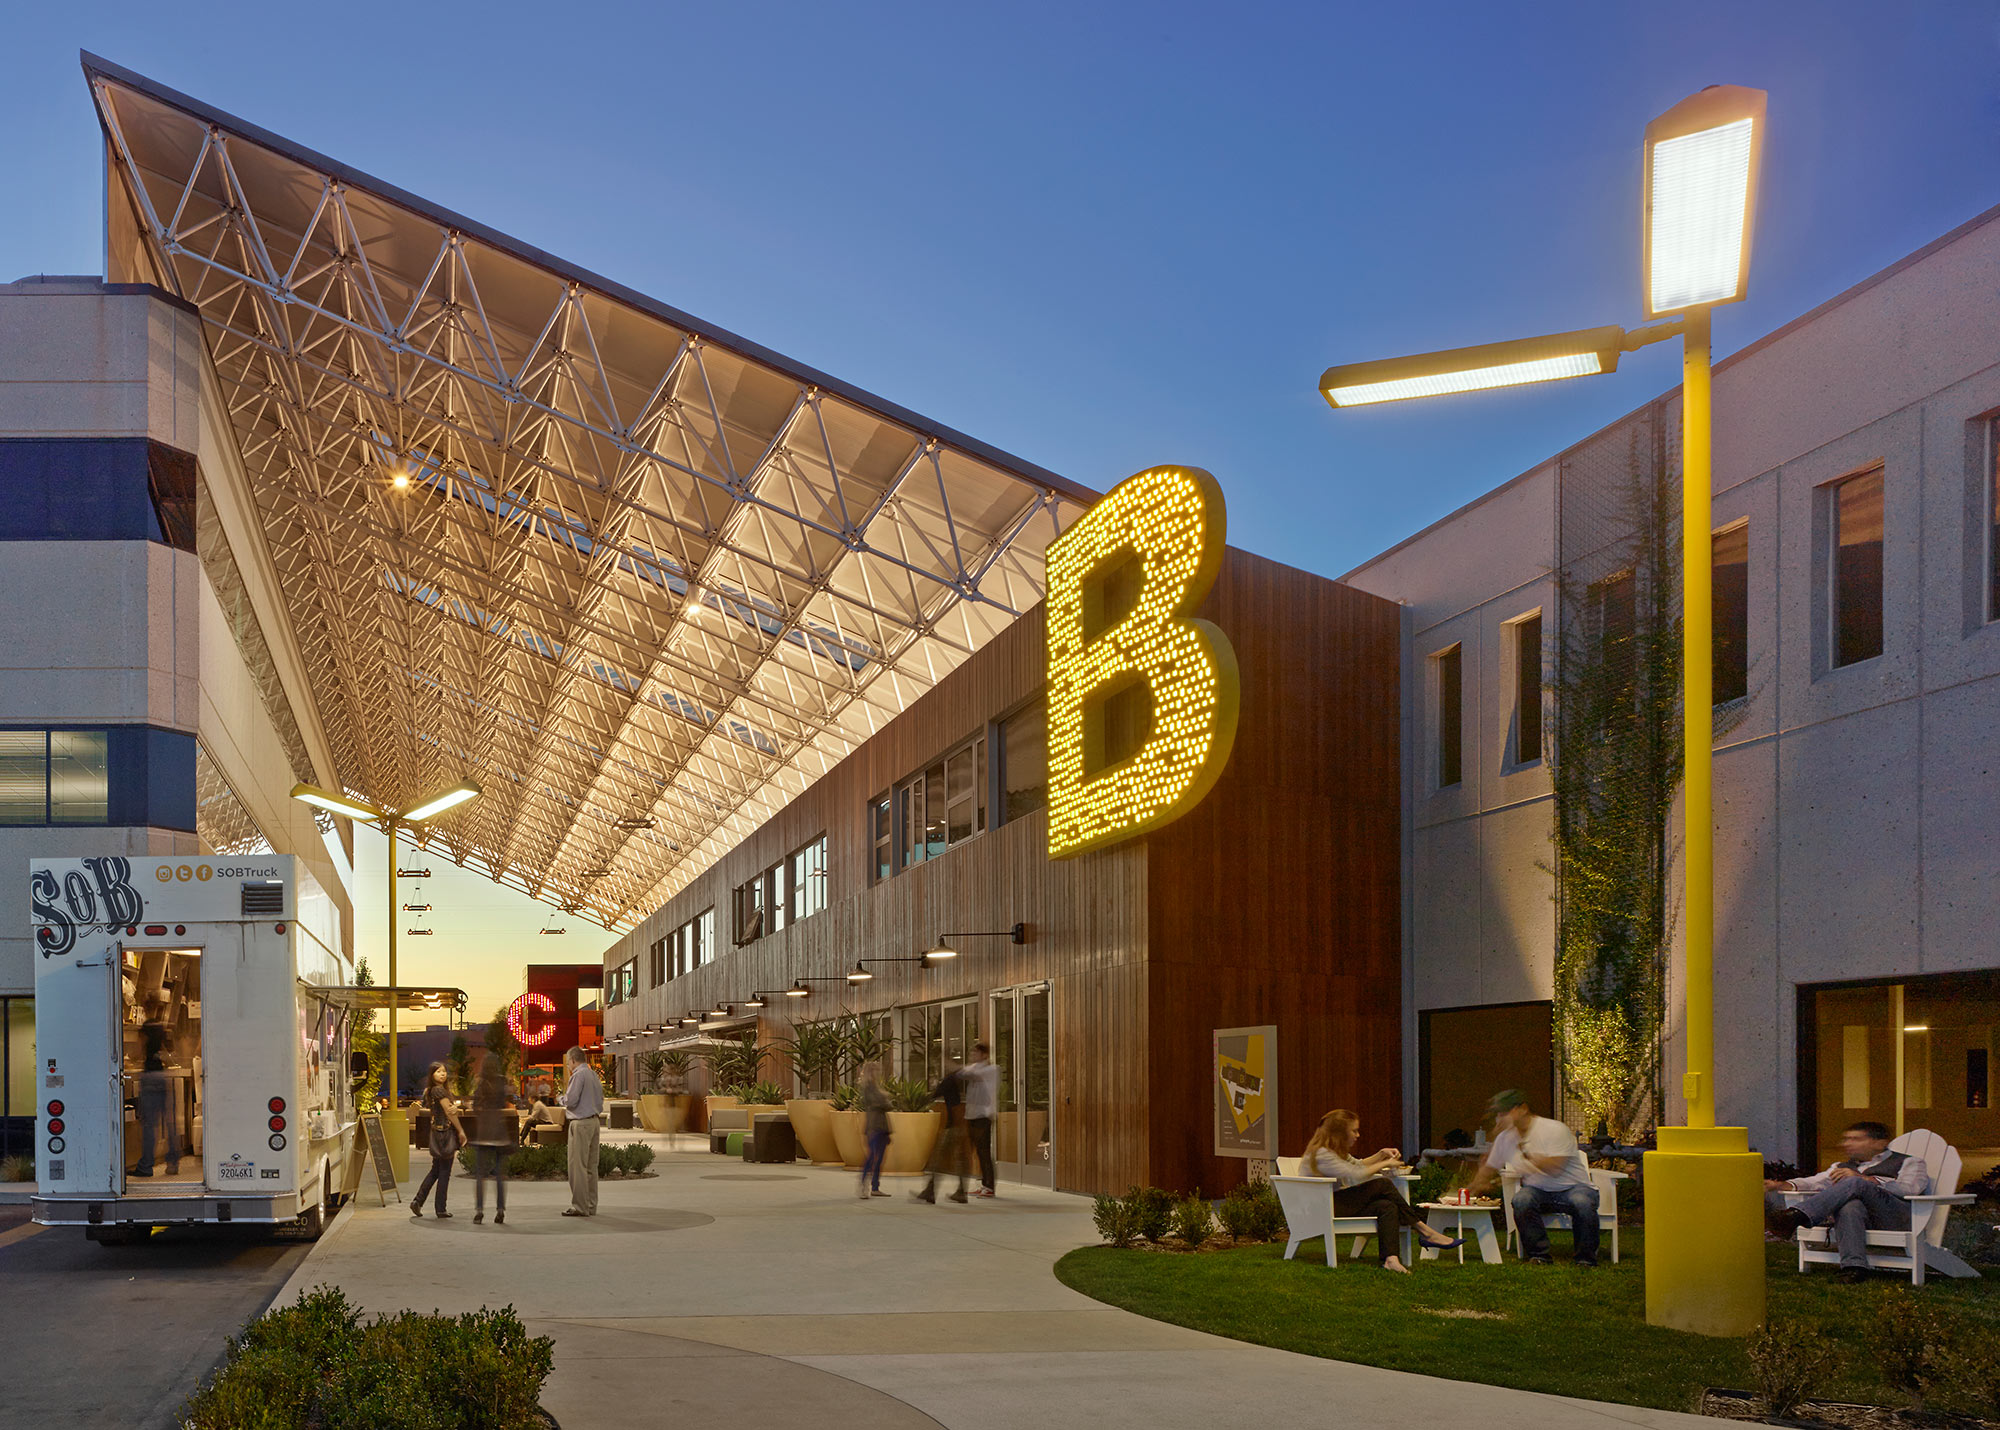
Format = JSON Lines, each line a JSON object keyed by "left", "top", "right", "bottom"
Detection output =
{"left": 662, "top": 1093, "right": 689, "bottom": 1136}
{"left": 637, "top": 1094, "right": 671, "bottom": 1132}
{"left": 785, "top": 1098, "right": 841, "bottom": 1164}
{"left": 829, "top": 1108, "right": 865, "bottom": 1168}
{"left": 882, "top": 1109, "right": 941, "bottom": 1176}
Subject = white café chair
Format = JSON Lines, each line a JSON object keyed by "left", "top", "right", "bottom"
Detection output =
{"left": 1271, "top": 1157, "right": 1417, "bottom": 1267}
{"left": 1782, "top": 1128, "right": 1977, "bottom": 1286}
{"left": 1499, "top": 1168, "right": 1626, "bottom": 1263}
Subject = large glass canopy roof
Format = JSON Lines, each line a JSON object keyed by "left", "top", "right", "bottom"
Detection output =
{"left": 83, "top": 54, "right": 1092, "bottom": 930}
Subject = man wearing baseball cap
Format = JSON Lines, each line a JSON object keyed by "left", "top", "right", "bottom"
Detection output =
{"left": 1464, "top": 1089, "right": 1601, "bottom": 1267}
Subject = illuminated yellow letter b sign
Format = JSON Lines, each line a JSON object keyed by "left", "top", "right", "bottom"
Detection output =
{"left": 1045, "top": 465, "right": 1240, "bottom": 858}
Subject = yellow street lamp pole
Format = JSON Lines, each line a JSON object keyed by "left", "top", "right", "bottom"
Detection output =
{"left": 292, "top": 779, "right": 479, "bottom": 1181}
{"left": 1317, "top": 86, "right": 1767, "bottom": 1335}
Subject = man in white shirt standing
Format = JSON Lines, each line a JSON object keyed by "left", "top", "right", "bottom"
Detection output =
{"left": 1765, "top": 1120, "right": 1927, "bottom": 1284}
{"left": 963, "top": 1043, "right": 1001, "bottom": 1198}
{"left": 559, "top": 1045, "right": 606, "bottom": 1218}
{"left": 1465, "top": 1089, "right": 1600, "bottom": 1267}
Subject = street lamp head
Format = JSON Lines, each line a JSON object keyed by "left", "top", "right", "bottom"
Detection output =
{"left": 847, "top": 961, "right": 874, "bottom": 983}
{"left": 1319, "top": 325, "right": 1628, "bottom": 409}
{"left": 784, "top": 981, "right": 811, "bottom": 998}
{"left": 1643, "top": 84, "right": 1766, "bottom": 319}
{"left": 402, "top": 780, "right": 483, "bottom": 823}
{"left": 289, "top": 782, "right": 384, "bottom": 822}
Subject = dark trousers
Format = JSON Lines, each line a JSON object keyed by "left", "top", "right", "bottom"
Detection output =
{"left": 967, "top": 1116, "right": 995, "bottom": 1191}
{"left": 134, "top": 1070, "right": 180, "bottom": 1174}
{"left": 860, "top": 1129, "right": 890, "bottom": 1192}
{"left": 922, "top": 1119, "right": 968, "bottom": 1197}
{"left": 1333, "top": 1176, "right": 1425, "bottom": 1264}
{"left": 1512, "top": 1183, "right": 1601, "bottom": 1264}
{"left": 412, "top": 1143, "right": 454, "bottom": 1213}
{"left": 1766, "top": 1179, "right": 1910, "bottom": 1268}
{"left": 473, "top": 1145, "right": 508, "bottom": 1213}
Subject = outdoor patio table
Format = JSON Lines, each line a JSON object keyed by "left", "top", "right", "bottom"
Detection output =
{"left": 1418, "top": 1201, "right": 1504, "bottom": 1264}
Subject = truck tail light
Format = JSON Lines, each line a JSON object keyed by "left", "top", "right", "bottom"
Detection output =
{"left": 47, "top": 1100, "right": 63, "bottom": 1117}
{"left": 268, "top": 1115, "right": 286, "bottom": 1132}
{"left": 46, "top": 1118, "right": 64, "bottom": 1135}
{"left": 268, "top": 1096, "right": 286, "bottom": 1114}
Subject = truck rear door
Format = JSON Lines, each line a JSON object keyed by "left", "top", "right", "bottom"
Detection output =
{"left": 33, "top": 937, "right": 123, "bottom": 1197}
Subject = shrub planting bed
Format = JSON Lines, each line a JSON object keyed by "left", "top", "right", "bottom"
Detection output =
{"left": 457, "top": 1141, "right": 656, "bottom": 1180}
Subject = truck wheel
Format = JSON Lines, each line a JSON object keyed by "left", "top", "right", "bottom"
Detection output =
{"left": 298, "top": 1199, "right": 324, "bottom": 1240}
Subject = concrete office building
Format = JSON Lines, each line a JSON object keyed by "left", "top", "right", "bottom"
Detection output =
{"left": 1345, "top": 199, "right": 2000, "bottom": 1179}
{"left": 0, "top": 274, "right": 354, "bottom": 1155}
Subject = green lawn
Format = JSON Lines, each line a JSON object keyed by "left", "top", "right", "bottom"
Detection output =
{"left": 1054, "top": 1231, "right": 1999, "bottom": 1413}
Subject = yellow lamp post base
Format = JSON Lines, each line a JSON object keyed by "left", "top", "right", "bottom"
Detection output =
{"left": 1643, "top": 1126, "right": 1766, "bottom": 1335}
{"left": 377, "top": 1106, "right": 412, "bottom": 1183}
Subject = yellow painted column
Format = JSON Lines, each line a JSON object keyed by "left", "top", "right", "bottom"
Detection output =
{"left": 1644, "top": 307, "right": 1763, "bottom": 1335}
{"left": 378, "top": 819, "right": 410, "bottom": 1180}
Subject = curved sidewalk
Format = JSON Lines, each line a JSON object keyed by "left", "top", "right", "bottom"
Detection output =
{"left": 277, "top": 1138, "right": 1708, "bottom": 1430}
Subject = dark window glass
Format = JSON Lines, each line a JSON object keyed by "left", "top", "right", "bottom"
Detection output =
{"left": 1832, "top": 469, "right": 1884, "bottom": 668}
{"left": 1713, "top": 524, "right": 1750, "bottom": 704}
{"left": 1002, "top": 700, "right": 1046, "bottom": 822}
{"left": 1969, "top": 1048, "right": 1990, "bottom": 1111}
{"left": 0, "top": 439, "right": 197, "bottom": 550}
{"left": 1435, "top": 646, "right": 1462, "bottom": 789}
{"left": 872, "top": 795, "right": 892, "bottom": 882}
{"left": 0, "top": 732, "right": 47, "bottom": 824}
{"left": 0, "top": 725, "right": 189, "bottom": 828}
{"left": 1514, "top": 614, "right": 1542, "bottom": 764}
{"left": 1988, "top": 420, "right": 2000, "bottom": 624}
{"left": 924, "top": 763, "right": 947, "bottom": 859}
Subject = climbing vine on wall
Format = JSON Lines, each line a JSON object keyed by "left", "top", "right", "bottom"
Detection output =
{"left": 1548, "top": 417, "right": 1681, "bottom": 1144}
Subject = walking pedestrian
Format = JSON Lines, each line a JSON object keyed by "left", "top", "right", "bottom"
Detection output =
{"left": 912, "top": 1060, "right": 968, "bottom": 1204}
{"left": 470, "top": 1052, "right": 510, "bottom": 1225}
{"left": 129, "top": 995, "right": 182, "bottom": 1178}
{"left": 410, "top": 1062, "right": 466, "bottom": 1220}
{"left": 857, "top": 1062, "right": 891, "bottom": 1198}
{"left": 964, "top": 1042, "right": 999, "bottom": 1198}
{"left": 559, "top": 1046, "right": 605, "bottom": 1217}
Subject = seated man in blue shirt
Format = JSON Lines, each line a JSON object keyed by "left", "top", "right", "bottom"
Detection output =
{"left": 1765, "top": 1120, "right": 1927, "bottom": 1284}
{"left": 1464, "top": 1089, "right": 1601, "bottom": 1267}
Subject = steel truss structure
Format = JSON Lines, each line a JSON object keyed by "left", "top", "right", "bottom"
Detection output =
{"left": 85, "top": 55, "right": 1091, "bottom": 930}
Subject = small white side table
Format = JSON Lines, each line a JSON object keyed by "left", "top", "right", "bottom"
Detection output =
{"left": 1418, "top": 1202, "right": 1503, "bottom": 1264}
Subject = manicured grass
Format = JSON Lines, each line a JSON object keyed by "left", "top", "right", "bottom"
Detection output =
{"left": 1054, "top": 1230, "right": 1999, "bottom": 1413}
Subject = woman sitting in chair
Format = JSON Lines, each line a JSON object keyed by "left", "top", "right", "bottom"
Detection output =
{"left": 1298, "top": 1108, "right": 1461, "bottom": 1274}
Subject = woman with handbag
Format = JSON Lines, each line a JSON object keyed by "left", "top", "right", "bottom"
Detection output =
{"left": 411, "top": 1062, "right": 467, "bottom": 1220}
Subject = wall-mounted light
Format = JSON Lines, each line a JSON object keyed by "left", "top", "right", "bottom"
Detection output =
{"left": 847, "top": 962, "right": 874, "bottom": 983}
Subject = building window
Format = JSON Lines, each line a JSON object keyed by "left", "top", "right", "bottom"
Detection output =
{"left": 1829, "top": 467, "right": 1884, "bottom": 668}
{"left": 790, "top": 836, "right": 828, "bottom": 922}
{"left": 886, "top": 736, "right": 987, "bottom": 874}
{"left": 0, "top": 725, "right": 190, "bottom": 829}
{"left": 1433, "top": 645, "right": 1462, "bottom": 789}
{"left": 1510, "top": 614, "right": 1542, "bottom": 765}
{"left": 1713, "top": 522, "right": 1750, "bottom": 704}
{"left": 1001, "top": 697, "right": 1047, "bottom": 822}
{"left": 695, "top": 908, "right": 714, "bottom": 967}
{"left": 648, "top": 937, "right": 666, "bottom": 989}
{"left": 1987, "top": 418, "right": 2000, "bottom": 625}
{"left": 871, "top": 795, "right": 892, "bottom": 883}
{"left": 1419, "top": 1001, "right": 1553, "bottom": 1152}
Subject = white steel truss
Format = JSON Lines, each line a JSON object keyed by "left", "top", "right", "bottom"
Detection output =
{"left": 86, "top": 56, "right": 1090, "bottom": 930}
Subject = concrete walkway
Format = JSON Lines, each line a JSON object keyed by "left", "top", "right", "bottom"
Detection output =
{"left": 279, "top": 1134, "right": 1708, "bottom": 1430}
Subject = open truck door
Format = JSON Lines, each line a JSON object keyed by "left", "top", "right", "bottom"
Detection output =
{"left": 31, "top": 930, "right": 124, "bottom": 1199}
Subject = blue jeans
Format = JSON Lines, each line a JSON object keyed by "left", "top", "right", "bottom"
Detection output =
{"left": 1513, "top": 1183, "right": 1601, "bottom": 1264}
{"left": 1766, "top": 1178, "right": 1910, "bottom": 1268}
{"left": 860, "top": 1129, "right": 890, "bottom": 1191}
{"left": 134, "top": 1070, "right": 181, "bottom": 1174}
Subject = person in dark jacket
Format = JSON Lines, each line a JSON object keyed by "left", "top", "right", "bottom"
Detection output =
{"left": 131, "top": 995, "right": 182, "bottom": 1177}
{"left": 470, "top": 1053, "right": 511, "bottom": 1225}
{"left": 912, "top": 1061, "right": 968, "bottom": 1204}
{"left": 410, "top": 1062, "right": 466, "bottom": 1220}
{"left": 857, "top": 1062, "right": 891, "bottom": 1199}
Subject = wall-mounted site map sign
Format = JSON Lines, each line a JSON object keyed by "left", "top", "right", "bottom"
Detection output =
{"left": 1213, "top": 1025, "right": 1277, "bottom": 1159}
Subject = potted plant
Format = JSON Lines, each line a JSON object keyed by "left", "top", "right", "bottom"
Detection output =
{"left": 702, "top": 1033, "right": 769, "bottom": 1119}
{"left": 778, "top": 1021, "right": 846, "bottom": 1165}
{"left": 882, "top": 1076, "right": 941, "bottom": 1176}
{"left": 828, "top": 1083, "right": 865, "bottom": 1168}
{"left": 637, "top": 1050, "right": 672, "bottom": 1132}
{"left": 659, "top": 1047, "right": 693, "bottom": 1135}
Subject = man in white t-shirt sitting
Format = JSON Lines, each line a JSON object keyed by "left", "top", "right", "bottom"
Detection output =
{"left": 1464, "top": 1089, "right": 1600, "bottom": 1267}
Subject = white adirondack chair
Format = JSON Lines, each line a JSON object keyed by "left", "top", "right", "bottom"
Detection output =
{"left": 1499, "top": 1168, "right": 1626, "bottom": 1263}
{"left": 1271, "top": 1162, "right": 1417, "bottom": 1267}
{"left": 1784, "top": 1129, "right": 1976, "bottom": 1286}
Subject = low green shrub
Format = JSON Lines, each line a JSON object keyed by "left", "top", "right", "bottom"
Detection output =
{"left": 1092, "top": 1192, "right": 1138, "bottom": 1248}
{"left": 1126, "top": 1186, "right": 1175, "bottom": 1244}
{"left": 1215, "top": 1192, "right": 1258, "bottom": 1243}
{"left": 180, "top": 1285, "right": 553, "bottom": 1430}
{"left": 1874, "top": 1286, "right": 1964, "bottom": 1410}
{"left": 830, "top": 1083, "right": 858, "bottom": 1111}
{"left": 1949, "top": 1324, "right": 2000, "bottom": 1420}
{"left": 0, "top": 1153, "right": 33, "bottom": 1182}
{"left": 1743, "top": 1316, "right": 1838, "bottom": 1418}
{"left": 1230, "top": 1178, "right": 1285, "bottom": 1241}
{"left": 1410, "top": 1161, "right": 1453, "bottom": 1208}
{"left": 1171, "top": 1192, "right": 1212, "bottom": 1250}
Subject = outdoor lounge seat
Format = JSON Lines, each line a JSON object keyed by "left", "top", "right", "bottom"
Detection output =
{"left": 1273, "top": 1158, "right": 1420, "bottom": 1263}
{"left": 1271, "top": 1175, "right": 1412, "bottom": 1267}
{"left": 1782, "top": 1128, "right": 1977, "bottom": 1286}
{"left": 1500, "top": 1168, "right": 1626, "bottom": 1263}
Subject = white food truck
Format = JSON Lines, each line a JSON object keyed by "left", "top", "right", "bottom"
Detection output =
{"left": 31, "top": 854, "right": 363, "bottom": 1242}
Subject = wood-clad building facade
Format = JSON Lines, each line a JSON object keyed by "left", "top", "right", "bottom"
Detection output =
{"left": 600, "top": 547, "right": 1402, "bottom": 1198}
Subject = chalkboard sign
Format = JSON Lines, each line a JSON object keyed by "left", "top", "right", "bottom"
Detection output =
{"left": 361, "top": 1115, "right": 401, "bottom": 1205}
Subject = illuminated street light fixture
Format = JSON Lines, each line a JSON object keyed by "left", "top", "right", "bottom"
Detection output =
{"left": 846, "top": 962, "right": 874, "bottom": 983}
{"left": 924, "top": 924, "right": 1026, "bottom": 962}
{"left": 1315, "top": 84, "right": 1767, "bottom": 1338}
{"left": 289, "top": 777, "right": 482, "bottom": 1179}
{"left": 784, "top": 982, "right": 811, "bottom": 999}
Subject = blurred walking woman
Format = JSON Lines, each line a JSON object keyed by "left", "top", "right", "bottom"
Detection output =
{"left": 1298, "top": 1109, "right": 1461, "bottom": 1273}
{"left": 857, "top": 1062, "right": 891, "bottom": 1199}
{"left": 470, "top": 1054, "right": 510, "bottom": 1225}
{"left": 411, "top": 1062, "right": 466, "bottom": 1220}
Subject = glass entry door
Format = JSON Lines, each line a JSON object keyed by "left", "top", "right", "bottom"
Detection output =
{"left": 989, "top": 984, "right": 1051, "bottom": 1186}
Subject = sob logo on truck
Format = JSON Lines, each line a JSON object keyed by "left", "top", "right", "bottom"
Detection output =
{"left": 30, "top": 858, "right": 146, "bottom": 958}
